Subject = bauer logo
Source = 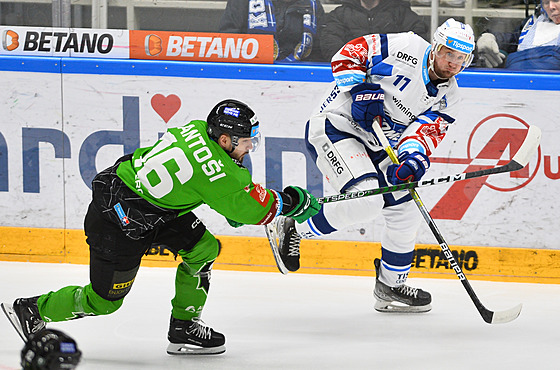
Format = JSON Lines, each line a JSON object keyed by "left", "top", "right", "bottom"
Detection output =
{"left": 1, "top": 29, "right": 19, "bottom": 51}
{"left": 413, "top": 248, "right": 479, "bottom": 272}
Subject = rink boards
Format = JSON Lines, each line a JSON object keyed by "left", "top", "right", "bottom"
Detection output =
{"left": 0, "top": 56, "right": 559, "bottom": 283}
{"left": 1, "top": 226, "right": 559, "bottom": 284}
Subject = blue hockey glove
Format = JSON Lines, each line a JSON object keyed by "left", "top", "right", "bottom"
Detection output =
{"left": 350, "top": 83, "right": 385, "bottom": 134}
{"left": 281, "top": 186, "right": 321, "bottom": 223}
{"left": 387, "top": 152, "right": 430, "bottom": 185}
{"left": 226, "top": 217, "right": 244, "bottom": 228}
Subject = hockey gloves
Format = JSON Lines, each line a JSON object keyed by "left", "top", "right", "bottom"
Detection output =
{"left": 350, "top": 83, "right": 385, "bottom": 135}
{"left": 476, "top": 33, "right": 506, "bottom": 68}
{"left": 387, "top": 151, "right": 430, "bottom": 185}
{"left": 281, "top": 186, "right": 320, "bottom": 223}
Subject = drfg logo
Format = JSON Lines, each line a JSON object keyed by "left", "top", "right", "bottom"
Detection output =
{"left": 430, "top": 114, "right": 553, "bottom": 220}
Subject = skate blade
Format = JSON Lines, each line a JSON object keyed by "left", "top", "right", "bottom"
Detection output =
{"left": 264, "top": 223, "right": 289, "bottom": 275}
{"left": 1, "top": 302, "right": 27, "bottom": 342}
{"left": 166, "top": 342, "right": 226, "bottom": 355}
{"left": 374, "top": 299, "right": 432, "bottom": 313}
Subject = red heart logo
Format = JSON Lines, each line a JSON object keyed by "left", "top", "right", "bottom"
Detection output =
{"left": 151, "top": 94, "right": 181, "bottom": 123}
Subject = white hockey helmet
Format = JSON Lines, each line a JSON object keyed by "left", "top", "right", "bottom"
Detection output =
{"left": 432, "top": 18, "right": 475, "bottom": 68}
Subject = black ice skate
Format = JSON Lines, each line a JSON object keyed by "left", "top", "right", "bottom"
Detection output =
{"left": 1, "top": 296, "right": 46, "bottom": 342}
{"left": 373, "top": 258, "right": 432, "bottom": 313}
{"left": 267, "top": 215, "right": 301, "bottom": 273}
{"left": 167, "top": 317, "right": 226, "bottom": 355}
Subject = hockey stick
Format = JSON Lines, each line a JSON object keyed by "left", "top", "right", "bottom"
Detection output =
{"left": 372, "top": 120, "right": 528, "bottom": 324}
{"left": 318, "top": 124, "right": 541, "bottom": 204}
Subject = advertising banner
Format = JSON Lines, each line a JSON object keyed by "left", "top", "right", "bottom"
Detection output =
{"left": 129, "top": 31, "right": 274, "bottom": 64}
{"left": 0, "top": 26, "right": 130, "bottom": 58}
{"left": 0, "top": 26, "right": 275, "bottom": 64}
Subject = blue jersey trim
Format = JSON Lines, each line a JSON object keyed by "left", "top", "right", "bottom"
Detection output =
{"left": 381, "top": 248, "right": 414, "bottom": 267}
{"left": 380, "top": 34, "right": 389, "bottom": 59}
{"left": 0, "top": 56, "right": 559, "bottom": 91}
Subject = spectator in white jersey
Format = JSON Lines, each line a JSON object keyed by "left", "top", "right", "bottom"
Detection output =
{"left": 270, "top": 19, "right": 475, "bottom": 313}
{"left": 477, "top": 0, "right": 560, "bottom": 70}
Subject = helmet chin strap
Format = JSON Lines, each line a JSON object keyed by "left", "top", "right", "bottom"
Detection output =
{"left": 225, "top": 135, "right": 239, "bottom": 154}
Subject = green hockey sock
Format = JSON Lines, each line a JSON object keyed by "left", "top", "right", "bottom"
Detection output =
{"left": 171, "top": 230, "right": 219, "bottom": 321}
{"left": 37, "top": 283, "right": 123, "bottom": 322}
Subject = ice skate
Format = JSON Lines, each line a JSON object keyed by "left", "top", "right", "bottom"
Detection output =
{"left": 373, "top": 259, "right": 432, "bottom": 313}
{"left": 266, "top": 216, "right": 301, "bottom": 273}
{"left": 167, "top": 317, "right": 226, "bottom": 355}
{"left": 1, "top": 296, "right": 46, "bottom": 341}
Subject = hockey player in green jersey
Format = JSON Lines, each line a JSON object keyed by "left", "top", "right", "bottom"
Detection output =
{"left": 1, "top": 99, "right": 320, "bottom": 355}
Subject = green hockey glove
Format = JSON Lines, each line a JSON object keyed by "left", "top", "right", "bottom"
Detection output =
{"left": 281, "top": 186, "right": 320, "bottom": 223}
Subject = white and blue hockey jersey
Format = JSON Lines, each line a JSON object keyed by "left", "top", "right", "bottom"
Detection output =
{"left": 315, "top": 32, "right": 461, "bottom": 157}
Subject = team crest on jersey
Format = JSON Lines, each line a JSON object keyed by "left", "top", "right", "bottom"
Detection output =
{"left": 418, "top": 123, "right": 445, "bottom": 145}
{"left": 343, "top": 42, "right": 368, "bottom": 62}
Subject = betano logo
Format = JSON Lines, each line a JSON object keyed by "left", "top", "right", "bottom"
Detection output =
{"left": 430, "top": 114, "right": 542, "bottom": 220}
{"left": 2, "top": 29, "right": 19, "bottom": 51}
{"left": 144, "top": 34, "right": 162, "bottom": 56}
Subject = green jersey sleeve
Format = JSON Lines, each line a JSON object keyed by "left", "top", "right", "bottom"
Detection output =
{"left": 116, "top": 120, "right": 280, "bottom": 225}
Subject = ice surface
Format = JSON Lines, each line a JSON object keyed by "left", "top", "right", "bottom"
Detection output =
{"left": 1, "top": 261, "right": 558, "bottom": 370}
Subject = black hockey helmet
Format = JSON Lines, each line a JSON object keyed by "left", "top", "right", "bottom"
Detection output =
{"left": 207, "top": 99, "right": 261, "bottom": 152}
{"left": 21, "top": 329, "right": 82, "bottom": 370}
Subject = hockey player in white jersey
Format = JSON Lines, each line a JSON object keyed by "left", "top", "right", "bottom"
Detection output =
{"left": 271, "top": 18, "right": 475, "bottom": 313}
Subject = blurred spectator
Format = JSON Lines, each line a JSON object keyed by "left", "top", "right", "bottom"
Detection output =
{"left": 477, "top": 0, "right": 560, "bottom": 70}
{"left": 411, "top": 0, "right": 465, "bottom": 7}
{"left": 319, "top": 0, "right": 429, "bottom": 61}
{"left": 218, "top": 0, "right": 325, "bottom": 62}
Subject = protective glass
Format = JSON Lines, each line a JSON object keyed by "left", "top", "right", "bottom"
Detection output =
{"left": 238, "top": 132, "right": 261, "bottom": 153}
{"left": 249, "top": 132, "right": 261, "bottom": 153}
{"left": 435, "top": 45, "right": 473, "bottom": 67}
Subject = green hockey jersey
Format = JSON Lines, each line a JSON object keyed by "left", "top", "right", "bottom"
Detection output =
{"left": 116, "top": 120, "right": 279, "bottom": 225}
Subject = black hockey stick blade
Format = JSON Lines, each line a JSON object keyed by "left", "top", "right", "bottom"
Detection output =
{"left": 264, "top": 223, "right": 289, "bottom": 275}
{"left": 318, "top": 124, "right": 542, "bottom": 204}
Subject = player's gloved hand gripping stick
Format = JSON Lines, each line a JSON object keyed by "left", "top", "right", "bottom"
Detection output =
{"left": 371, "top": 117, "right": 534, "bottom": 324}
